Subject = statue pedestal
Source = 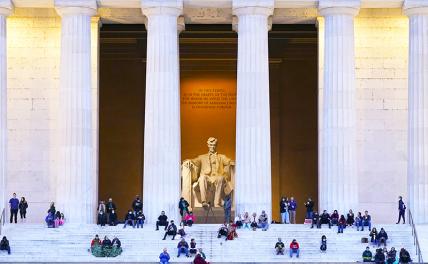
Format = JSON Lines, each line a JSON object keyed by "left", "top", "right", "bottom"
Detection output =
{"left": 192, "top": 207, "right": 235, "bottom": 224}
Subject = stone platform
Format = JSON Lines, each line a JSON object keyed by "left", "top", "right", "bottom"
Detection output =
{"left": 0, "top": 223, "right": 417, "bottom": 263}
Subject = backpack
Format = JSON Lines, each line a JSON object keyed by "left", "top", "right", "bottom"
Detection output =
{"left": 361, "top": 237, "right": 368, "bottom": 243}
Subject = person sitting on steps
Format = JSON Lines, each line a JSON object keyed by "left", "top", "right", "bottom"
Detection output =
{"left": 337, "top": 215, "right": 346, "bottom": 233}
{"left": 159, "top": 248, "right": 170, "bottom": 264}
{"left": 163, "top": 220, "right": 177, "bottom": 240}
{"left": 123, "top": 209, "right": 135, "bottom": 228}
{"left": 275, "top": 238, "right": 285, "bottom": 255}
{"left": 311, "top": 211, "right": 319, "bottom": 228}
{"left": 250, "top": 212, "right": 258, "bottom": 231}
{"left": 362, "top": 246, "right": 372, "bottom": 262}
{"left": 376, "top": 227, "right": 388, "bottom": 247}
{"left": 217, "top": 223, "right": 228, "bottom": 239}
{"left": 184, "top": 211, "right": 195, "bottom": 227}
{"left": 257, "top": 210, "right": 269, "bottom": 231}
{"left": 156, "top": 211, "right": 168, "bottom": 231}
{"left": 176, "top": 238, "right": 190, "bottom": 258}
{"left": 189, "top": 238, "right": 197, "bottom": 256}
{"left": 0, "top": 237, "right": 10, "bottom": 255}
{"left": 399, "top": 248, "right": 412, "bottom": 264}
{"left": 226, "top": 221, "right": 238, "bottom": 240}
{"left": 320, "top": 235, "right": 327, "bottom": 252}
{"left": 242, "top": 212, "right": 251, "bottom": 229}
{"left": 318, "top": 210, "right": 331, "bottom": 229}
{"left": 330, "top": 210, "right": 339, "bottom": 225}
{"left": 362, "top": 210, "right": 372, "bottom": 231}
{"left": 289, "top": 239, "right": 300, "bottom": 258}
{"left": 136, "top": 210, "right": 145, "bottom": 228}
{"left": 369, "top": 227, "right": 378, "bottom": 244}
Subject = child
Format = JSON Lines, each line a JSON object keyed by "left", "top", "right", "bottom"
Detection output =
{"left": 320, "top": 235, "right": 327, "bottom": 252}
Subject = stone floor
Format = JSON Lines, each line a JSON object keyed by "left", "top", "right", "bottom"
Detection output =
{"left": 0, "top": 223, "right": 417, "bottom": 263}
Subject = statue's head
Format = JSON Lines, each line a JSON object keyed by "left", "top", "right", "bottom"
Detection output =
{"left": 207, "top": 137, "right": 218, "bottom": 153}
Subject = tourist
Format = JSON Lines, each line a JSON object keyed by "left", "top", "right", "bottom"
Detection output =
{"left": 162, "top": 220, "right": 177, "bottom": 240}
{"left": 376, "top": 227, "right": 388, "bottom": 247}
{"left": 399, "top": 248, "right": 412, "bottom": 263}
{"left": 318, "top": 210, "right": 331, "bottom": 228}
{"left": 156, "top": 211, "right": 168, "bottom": 231}
{"left": 189, "top": 238, "right": 197, "bottom": 256}
{"left": 159, "top": 248, "right": 170, "bottom": 264}
{"left": 198, "top": 248, "right": 207, "bottom": 260}
{"left": 90, "top": 235, "right": 103, "bottom": 257}
{"left": 369, "top": 227, "right": 378, "bottom": 244}
{"left": 45, "top": 211, "right": 55, "bottom": 228}
{"left": 275, "top": 238, "right": 285, "bottom": 255}
{"left": 178, "top": 221, "right": 186, "bottom": 237}
{"left": 108, "top": 210, "right": 117, "bottom": 226}
{"left": 91, "top": 234, "right": 101, "bottom": 247}
{"left": 48, "top": 202, "right": 56, "bottom": 215}
{"left": 217, "top": 223, "right": 228, "bottom": 239}
{"left": 374, "top": 248, "right": 385, "bottom": 264}
{"left": 289, "top": 197, "right": 297, "bottom": 224}
{"left": 258, "top": 210, "right": 269, "bottom": 231}
{"left": 362, "top": 246, "right": 372, "bottom": 262}
{"left": 132, "top": 195, "right": 143, "bottom": 213}
{"left": 355, "top": 212, "right": 363, "bottom": 231}
{"left": 112, "top": 237, "right": 121, "bottom": 249}
{"left": 280, "top": 197, "right": 289, "bottom": 224}
{"left": 304, "top": 198, "right": 314, "bottom": 219}
{"left": 98, "top": 235, "right": 122, "bottom": 257}
{"left": 250, "top": 212, "right": 258, "bottom": 231}
{"left": 178, "top": 197, "right": 189, "bottom": 218}
{"left": 136, "top": 210, "right": 145, "bottom": 228}
{"left": 320, "top": 235, "right": 327, "bottom": 252}
{"left": 242, "top": 212, "right": 251, "bottom": 229}
{"left": 184, "top": 211, "right": 195, "bottom": 227}
{"left": 337, "top": 215, "right": 346, "bottom": 233}
{"left": 193, "top": 253, "right": 208, "bottom": 264}
{"left": 226, "top": 221, "right": 238, "bottom": 240}
{"left": 362, "top": 210, "right": 372, "bottom": 231}
{"left": 102, "top": 236, "right": 112, "bottom": 249}
{"left": 97, "top": 201, "right": 107, "bottom": 226}
{"left": 123, "top": 209, "right": 135, "bottom": 228}
{"left": 386, "top": 247, "right": 397, "bottom": 264}
{"left": 331, "top": 210, "right": 339, "bottom": 225}
{"left": 9, "top": 193, "right": 19, "bottom": 224}
{"left": 396, "top": 196, "right": 406, "bottom": 224}
{"left": 106, "top": 198, "right": 116, "bottom": 224}
{"left": 311, "top": 211, "right": 319, "bottom": 228}
{"left": 289, "top": 239, "right": 300, "bottom": 258}
{"left": 54, "top": 211, "right": 64, "bottom": 227}
{"left": 223, "top": 194, "right": 232, "bottom": 223}
{"left": 18, "top": 197, "right": 28, "bottom": 222}
{"left": 176, "top": 238, "right": 189, "bottom": 258}
{"left": 0, "top": 236, "right": 10, "bottom": 255}
{"left": 347, "top": 209, "right": 355, "bottom": 226}
{"left": 234, "top": 213, "right": 242, "bottom": 228}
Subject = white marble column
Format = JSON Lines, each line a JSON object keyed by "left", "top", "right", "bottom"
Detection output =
{"left": 55, "top": 1, "right": 97, "bottom": 224}
{"left": 319, "top": 0, "right": 360, "bottom": 214}
{"left": 141, "top": 0, "right": 182, "bottom": 224}
{"left": 233, "top": 0, "right": 273, "bottom": 217}
{"left": 405, "top": 0, "right": 428, "bottom": 224}
{"left": 0, "top": 0, "right": 11, "bottom": 216}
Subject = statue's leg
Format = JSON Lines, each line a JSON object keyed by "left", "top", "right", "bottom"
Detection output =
{"left": 213, "top": 176, "right": 225, "bottom": 207}
{"left": 198, "top": 175, "right": 208, "bottom": 203}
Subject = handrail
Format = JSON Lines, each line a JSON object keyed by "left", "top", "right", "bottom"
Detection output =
{"left": 0, "top": 208, "right": 4, "bottom": 235}
{"left": 408, "top": 209, "right": 424, "bottom": 263}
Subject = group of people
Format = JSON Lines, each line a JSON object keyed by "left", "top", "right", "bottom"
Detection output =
{"left": 45, "top": 202, "right": 65, "bottom": 228}
{"left": 90, "top": 234, "right": 122, "bottom": 257}
{"left": 96, "top": 196, "right": 142, "bottom": 227}
{"left": 279, "top": 196, "right": 299, "bottom": 224}
{"left": 8, "top": 193, "right": 28, "bottom": 224}
{"left": 233, "top": 210, "right": 269, "bottom": 231}
{"left": 310, "top": 209, "right": 373, "bottom": 233}
{"left": 274, "top": 238, "right": 300, "bottom": 258}
{"left": 363, "top": 246, "right": 412, "bottom": 264}
{"left": 159, "top": 246, "right": 208, "bottom": 264}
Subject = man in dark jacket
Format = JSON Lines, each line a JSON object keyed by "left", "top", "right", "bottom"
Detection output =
{"left": 106, "top": 198, "right": 116, "bottom": 224}
{"left": 311, "top": 211, "right": 319, "bottom": 228}
{"left": 136, "top": 210, "right": 145, "bottom": 228}
{"left": 275, "top": 238, "right": 285, "bottom": 255}
{"left": 304, "top": 198, "right": 314, "bottom": 219}
{"left": 9, "top": 193, "right": 19, "bottom": 224}
{"left": 362, "top": 211, "right": 372, "bottom": 231}
{"left": 0, "top": 237, "right": 10, "bottom": 254}
{"left": 318, "top": 210, "right": 331, "bottom": 228}
{"left": 376, "top": 228, "right": 388, "bottom": 247}
{"left": 374, "top": 248, "right": 385, "bottom": 264}
{"left": 109, "top": 210, "right": 118, "bottom": 226}
{"left": 123, "top": 210, "right": 135, "bottom": 228}
{"left": 132, "top": 195, "right": 143, "bottom": 213}
{"left": 362, "top": 246, "right": 372, "bottom": 262}
{"left": 156, "top": 211, "right": 168, "bottom": 231}
{"left": 163, "top": 220, "right": 177, "bottom": 240}
{"left": 176, "top": 238, "right": 189, "bottom": 257}
{"left": 396, "top": 196, "right": 406, "bottom": 224}
{"left": 112, "top": 237, "right": 121, "bottom": 248}
{"left": 178, "top": 197, "right": 189, "bottom": 217}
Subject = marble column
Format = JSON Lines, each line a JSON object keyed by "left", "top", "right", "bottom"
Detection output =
{"left": 405, "top": 0, "right": 428, "bottom": 224}
{"left": 319, "top": 1, "right": 360, "bottom": 214}
{"left": 141, "top": 0, "right": 183, "bottom": 224}
{"left": 55, "top": 1, "right": 97, "bottom": 224}
{"left": 233, "top": 0, "right": 273, "bottom": 217}
{"left": 0, "top": 0, "right": 11, "bottom": 216}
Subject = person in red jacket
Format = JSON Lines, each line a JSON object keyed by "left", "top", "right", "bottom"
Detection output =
{"left": 289, "top": 239, "right": 300, "bottom": 258}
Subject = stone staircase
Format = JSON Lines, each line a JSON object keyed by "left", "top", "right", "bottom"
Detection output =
{"left": 0, "top": 223, "right": 416, "bottom": 263}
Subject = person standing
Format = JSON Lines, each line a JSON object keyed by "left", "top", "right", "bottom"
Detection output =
{"left": 304, "top": 198, "right": 314, "bottom": 219}
{"left": 289, "top": 197, "right": 297, "bottom": 224}
{"left": 106, "top": 198, "right": 116, "bottom": 224}
{"left": 132, "top": 195, "right": 143, "bottom": 213}
{"left": 223, "top": 194, "right": 232, "bottom": 223}
{"left": 9, "top": 193, "right": 19, "bottom": 224}
{"left": 18, "top": 197, "right": 28, "bottom": 222}
{"left": 178, "top": 197, "right": 189, "bottom": 218}
{"left": 97, "top": 201, "right": 107, "bottom": 226}
{"left": 396, "top": 196, "right": 406, "bottom": 224}
{"left": 279, "top": 197, "right": 289, "bottom": 224}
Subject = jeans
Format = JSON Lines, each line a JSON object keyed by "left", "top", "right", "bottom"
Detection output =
{"left": 224, "top": 209, "right": 231, "bottom": 223}
{"left": 397, "top": 210, "right": 405, "bottom": 223}
{"left": 177, "top": 247, "right": 189, "bottom": 257}
{"left": 355, "top": 220, "right": 363, "bottom": 231}
{"left": 243, "top": 223, "right": 250, "bottom": 229}
{"left": 281, "top": 212, "right": 289, "bottom": 224}
{"left": 362, "top": 220, "right": 371, "bottom": 231}
{"left": 289, "top": 249, "right": 299, "bottom": 258}
{"left": 0, "top": 245, "right": 10, "bottom": 254}
{"left": 258, "top": 222, "right": 269, "bottom": 230}
{"left": 338, "top": 225, "right": 345, "bottom": 233}
{"left": 10, "top": 209, "right": 18, "bottom": 224}
{"left": 306, "top": 211, "right": 313, "bottom": 219}
{"left": 123, "top": 219, "right": 135, "bottom": 228}
{"left": 136, "top": 219, "right": 144, "bottom": 228}
{"left": 289, "top": 210, "right": 296, "bottom": 224}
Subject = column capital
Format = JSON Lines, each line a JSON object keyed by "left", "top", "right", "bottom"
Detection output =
{"left": 232, "top": 0, "right": 274, "bottom": 17}
{"left": 0, "top": 0, "right": 13, "bottom": 16}
{"left": 319, "top": 0, "right": 361, "bottom": 17}
{"left": 404, "top": 0, "right": 428, "bottom": 16}
{"left": 141, "top": 0, "right": 183, "bottom": 17}
{"left": 55, "top": 0, "right": 97, "bottom": 17}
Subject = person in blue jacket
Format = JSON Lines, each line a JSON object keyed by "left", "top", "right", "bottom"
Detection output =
{"left": 159, "top": 248, "right": 170, "bottom": 264}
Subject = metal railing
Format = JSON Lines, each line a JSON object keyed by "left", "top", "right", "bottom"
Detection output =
{"left": 0, "top": 208, "right": 4, "bottom": 235}
{"left": 408, "top": 209, "right": 424, "bottom": 263}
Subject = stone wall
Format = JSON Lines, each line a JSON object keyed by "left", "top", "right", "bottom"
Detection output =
{"left": 5, "top": 9, "right": 99, "bottom": 223}
{"left": 319, "top": 9, "right": 409, "bottom": 222}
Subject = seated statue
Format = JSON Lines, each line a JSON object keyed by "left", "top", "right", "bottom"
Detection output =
{"left": 182, "top": 137, "right": 234, "bottom": 208}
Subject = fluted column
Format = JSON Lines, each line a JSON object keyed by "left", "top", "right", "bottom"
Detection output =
{"left": 141, "top": 0, "right": 182, "bottom": 223}
{"left": 55, "top": 1, "right": 97, "bottom": 224}
{"left": 233, "top": 0, "right": 273, "bottom": 217}
{"left": 405, "top": 0, "right": 428, "bottom": 224}
{"left": 0, "top": 0, "right": 11, "bottom": 215}
{"left": 319, "top": 0, "right": 360, "bottom": 214}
